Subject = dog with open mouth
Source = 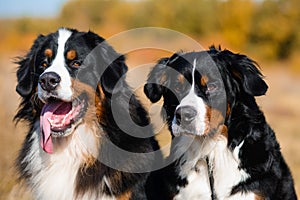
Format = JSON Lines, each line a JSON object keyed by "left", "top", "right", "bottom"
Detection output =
{"left": 144, "top": 46, "right": 297, "bottom": 200}
{"left": 14, "top": 28, "right": 159, "bottom": 200}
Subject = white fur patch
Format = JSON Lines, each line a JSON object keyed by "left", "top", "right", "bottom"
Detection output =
{"left": 39, "top": 28, "right": 73, "bottom": 102}
{"left": 174, "top": 159, "right": 211, "bottom": 200}
{"left": 174, "top": 134, "right": 254, "bottom": 199}
{"left": 173, "top": 136, "right": 216, "bottom": 200}
{"left": 208, "top": 137, "right": 253, "bottom": 199}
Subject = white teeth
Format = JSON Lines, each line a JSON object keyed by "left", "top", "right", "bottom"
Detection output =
{"left": 47, "top": 99, "right": 84, "bottom": 129}
{"left": 47, "top": 118, "right": 52, "bottom": 123}
{"left": 48, "top": 117, "right": 63, "bottom": 128}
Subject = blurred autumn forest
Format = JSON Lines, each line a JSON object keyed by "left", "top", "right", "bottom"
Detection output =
{"left": 0, "top": 0, "right": 300, "bottom": 199}
{"left": 0, "top": 0, "right": 300, "bottom": 64}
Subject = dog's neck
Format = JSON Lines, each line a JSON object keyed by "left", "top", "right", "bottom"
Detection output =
{"left": 173, "top": 126, "right": 226, "bottom": 174}
{"left": 174, "top": 126, "right": 252, "bottom": 199}
{"left": 173, "top": 136, "right": 215, "bottom": 177}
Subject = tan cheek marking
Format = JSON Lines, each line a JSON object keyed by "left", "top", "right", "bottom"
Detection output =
{"left": 211, "top": 125, "right": 228, "bottom": 143}
{"left": 254, "top": 194, "right": 265, "bottom": 200}
{"left": 116, "top": 190, "right": 132, "bottom": 200}
{"left": 67, "top": 49, "right": 77, "bottom": 60}
{"left": 71, "top": 79, "right": 106, "bottom": 127}
{"left": 219, "top": 124, "right": 228, "bottom": 139}
{"left": 200, "top": 75, "right": 209, "bottom": 87}
{"left": 204, "top": 106, "right": 226, "bottom": 136}
{"left": 44, "top": 49, "right": 53, "bottom": 57}
{"left": 95, "top": 84, "right": 106, "bottom": 123}
{"left": 204, "top": 106, "right": 212, "bottom": 135}
{"left": 97, "top": 84, "right": 105, "bottom": 100}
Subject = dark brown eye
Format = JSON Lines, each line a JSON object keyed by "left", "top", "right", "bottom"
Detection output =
{"left": 70, "top": 60, "right": 81, "bottom": 68}
{"left": 41, "top": 61, "right": 48, "bottom": 68}
{"left": 206, "top": 82, "right": 217, "bottom": 93}
{"left": 174, "top": 82, "right": 183, "bottom": 92}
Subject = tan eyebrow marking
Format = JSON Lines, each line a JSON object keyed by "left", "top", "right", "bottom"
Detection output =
{"left": 178, "top": 74, "right": 185, "bottom": 84}
{"left": 44, "top": 49, "right": 53, "bottom": 57}
{"left": 200, "top": 75, "right": 209, "bottom": 87}
{"left": 159, "top": 73, "right": 167, "bottom": 84}
{"left": 66, "top": 50, "right": 77, "bottom": 60}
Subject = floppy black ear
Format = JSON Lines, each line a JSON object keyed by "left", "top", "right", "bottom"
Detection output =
{"left": 100, "top": 54, "right": 128, "bottom": 95}
{"left": 144, "top": 57, "right": 170, "bottom": 103}
{"left": 94, "top": 39, "right": 128, "bottom": 95}
{"left": 224, "top": 51, "right": 268, "bottom": 96}
{"left": 15, "top": 34, "right": 44, "bottom": 97}
{"left": 76, "top": 31, "right": 128, "bottom": 95}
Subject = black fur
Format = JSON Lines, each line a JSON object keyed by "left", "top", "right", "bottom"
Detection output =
{"left": 145, "top": 46, "right": 297, "bottom": 199}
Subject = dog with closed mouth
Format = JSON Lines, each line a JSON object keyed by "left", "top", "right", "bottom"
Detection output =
{"left": 144, "top": 46, "right": 297, "bottom": 200}
{"left": 14, "top": 28, "right": 160, "bottom": 200}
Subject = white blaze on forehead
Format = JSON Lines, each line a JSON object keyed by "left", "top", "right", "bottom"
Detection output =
{"left": 184, "top": 59, "right": 197, "bottom": 97}
{"left": 175, "top": 59, "right": 207, "bottom": 136}
{"left": 51, "top": 28, "right": 72, "bottom": 67}
{"left": 42, "top": 28, "right": 73, "bottom": 101}
{"left": 191, "top": 59, "right": 196, "bottom": 90}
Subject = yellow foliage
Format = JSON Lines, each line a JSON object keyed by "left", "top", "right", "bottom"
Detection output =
{"left": 0, "top": 0, "right": 300, "bottom": 61}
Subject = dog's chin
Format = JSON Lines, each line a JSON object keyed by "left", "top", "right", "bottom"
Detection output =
{"left": 171, "top": 123, "right": 204, "bottom": 137}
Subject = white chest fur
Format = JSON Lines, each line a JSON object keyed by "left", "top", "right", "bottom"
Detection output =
{"left": 175, "top": 135, "right": 256, "bottom": 200}
{"left": 174, "top": 160, "right": 211, "bottom": 200}
{"left": 173, "top": 137, "right": 213, "bottom": 200}
{"left": 21, "top": 122, "right": 115, "bottom": 200}
{"left": 208, "top": 135, "right": 255, "bottom": 200}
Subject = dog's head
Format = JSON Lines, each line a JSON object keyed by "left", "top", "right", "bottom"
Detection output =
{"left": 144, "top": 46, "right": 268, "bottom": 137}
{"left": 15, "top": 28, "right": 127, "bottom": 153}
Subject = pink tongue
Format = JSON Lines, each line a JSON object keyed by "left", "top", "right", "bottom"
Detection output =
{"left": 40, "top": 102, "right": 72, "bottom": 154}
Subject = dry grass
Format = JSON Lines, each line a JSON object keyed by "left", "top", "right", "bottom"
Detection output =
{"left": 0, "top": 54, "right": 299, "bottom": 199}
{"left": 257, "top": 67, "right": 300, "bottom": 195}
{"left": 0, "top": 54, "right": 31, "bottom": 199}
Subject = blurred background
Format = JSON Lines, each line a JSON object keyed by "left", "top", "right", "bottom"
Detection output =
{"left": 0, "top": 0, "right": 299, "bottom": 199}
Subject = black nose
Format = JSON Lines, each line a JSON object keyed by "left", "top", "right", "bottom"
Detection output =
{"left": 175, "top": 106, "right": 197, "bottom": 125}
{"left": 39, "top": 72, "right": 61, "bottom": 91}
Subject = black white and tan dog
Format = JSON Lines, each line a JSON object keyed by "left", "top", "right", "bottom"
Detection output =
{"left": 144, "top": 46, "right": 297, "bottom": 200}
{"left": 14, "top": 28, "right": 160, "bottom": 200}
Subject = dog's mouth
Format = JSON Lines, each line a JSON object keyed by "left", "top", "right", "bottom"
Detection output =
{"left": 172, "top": 123, "right": 198, "bottom": 137}
{"left": 40, "top": 93, "right": 87, "bottom": 154}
